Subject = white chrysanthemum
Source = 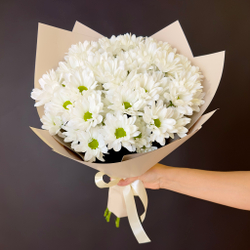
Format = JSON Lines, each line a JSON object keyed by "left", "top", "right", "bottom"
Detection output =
{"left": 99, "top": 33, "right": 143, "bottom": 56}
{"left": 31, "top": 70, "right": 63, "bottom": 106}
{"left": 154, "top": 50, "right": 182, "bottom": 75}
{"left": 98, "top": 36, "right": 121, "bottom": 56}
{"left": 143, "top": 100, "right": 177, "bottom": 145}
{"left": 163, "top": 74, "right": 204, "bottom": 115}
{"left": 56, "top": 61, "right": 73, "bottom": 75}
{"left": 191, "top": 90, "right": 205, "bottom": 112}
{"left": 136, "top": 144, "right": 158, "bottom": 154}
{"left": 157, "top": 41, "right": 173, "bottom": 54}
{"left": 72, "top": 127, "right": 108, "bottom": 162}
{"left": 133, "top": 117, "right": 152, "bottom": 151}
{"left": 44, "top": 88, "right": 77, "bottom": 123}
{"left": 106, "top": 82, "right": 145, "bottom": 115}
{"left": 118, "top": 50, "right": 152, "bottom": 73}
{"left": 172, "top": 110, "right": 191, "bottom": 138}
{"left": 95, "top": 56, "right": 128, "bottom": 88}
{"left": 40, "top": 112, "right": 62, "bottom": 135}
{"left": 64, "top": 41, "right": 99, "bottom": 68}
{"left": 137, "top": 37, "right": 160, "bottom": 64}
{"left": 117, "top": 33, "right": 143, "bottom": 51}
{"left": 66, "top": 92, "right": 103, "bottom": 131}
{"left": 64, "top": 67, "right": 98, "bottom": 95}
{"left": 104, "top": 113, "right": 140, "bottom": 152}
{"left": 61, "top": 124, "right": 81, "bottom": 145}
{"left": 131, "top": 72, "right": 164, "bottom": 105}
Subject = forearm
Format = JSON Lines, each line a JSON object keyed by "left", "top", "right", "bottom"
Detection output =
{"left": 159, "top": 164, "right": 250, "bottom": 210}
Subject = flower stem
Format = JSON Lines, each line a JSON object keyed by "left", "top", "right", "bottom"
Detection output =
{"left": 104, "top": 207, "right": 109, "bottom": 217}
{"left": 106, "top": 211, "right": 111, "bottom": 222}
{"left": 104, "top": 207, "right": 111, "bottom": 222}
{"left": 104, "top": 208, "right": 120, "bottom": 227}
{"left": 115, "top": 217, "right": 120, "bottom": 228}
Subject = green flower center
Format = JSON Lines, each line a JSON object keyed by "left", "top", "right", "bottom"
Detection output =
{"left": 123, "top": 102, "right": 132, "bottom": 109}
{"left": 115, "top": 128, "right": 126, "bottom": 139}
{"left": 84, "top": 111, "right": 93, "bottom": 121}
{"left": 154, "top": 118, "right": 161, "bottom": 128}
{"left": 134, "top": 132, "right": 142, "bottom": 139}
{"left": 167, "top": 100, "right": 176, "bottom": 107}
{"left": 88, "top": 139, "right": 99, "bottom": 150}
{"left": 78, "top": 85, "right": 88, "bottom": 93}
{"left": 63, "top": 100, "right": 72, "bottom": 110}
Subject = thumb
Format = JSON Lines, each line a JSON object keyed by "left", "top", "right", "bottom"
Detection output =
{"left": 117, "top": 177, "right": 138, "bottom": 186}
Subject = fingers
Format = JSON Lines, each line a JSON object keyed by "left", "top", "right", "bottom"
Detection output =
{"left": 117, "top": 177, "right": 138, "bottom": 186}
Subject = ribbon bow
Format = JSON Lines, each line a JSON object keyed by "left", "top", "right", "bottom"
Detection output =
{"left": 95, "top": 172, "right": 151, "bottom": 244}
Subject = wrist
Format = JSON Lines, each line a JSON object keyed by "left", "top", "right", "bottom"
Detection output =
{"left": 158, "top": 165, "right": 178, "bottom": 190}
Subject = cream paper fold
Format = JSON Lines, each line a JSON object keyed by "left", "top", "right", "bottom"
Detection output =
{"left": 31, "top": 21, "right": 225, "bottom": 242}
{"left": 32, "top": 21, "right": 224, "bottom": 178}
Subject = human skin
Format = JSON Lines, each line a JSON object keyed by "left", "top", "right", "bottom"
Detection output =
{"left": 117, "top": 163, "right": 250, "bottom": 211}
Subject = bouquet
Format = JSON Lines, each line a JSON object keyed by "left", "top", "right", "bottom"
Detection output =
{"left": 30, "top": 21, "right": 225, "bottom": 243}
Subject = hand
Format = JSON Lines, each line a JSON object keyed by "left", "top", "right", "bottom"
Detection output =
{"left": 117, "top": 163, "right": 170, "bottom": 189}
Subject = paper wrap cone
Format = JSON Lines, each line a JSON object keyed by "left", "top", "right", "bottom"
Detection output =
{"left": 30, "top": 21, "right": 225, "bottom": 243}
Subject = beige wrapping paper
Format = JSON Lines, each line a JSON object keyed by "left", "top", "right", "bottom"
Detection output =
{"left": 30, "top": 21, "right": 225, "bottom": 243}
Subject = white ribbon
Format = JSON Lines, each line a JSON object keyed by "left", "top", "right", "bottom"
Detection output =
{"left": 95, "top": 172, "right": 151, "bottom": 244}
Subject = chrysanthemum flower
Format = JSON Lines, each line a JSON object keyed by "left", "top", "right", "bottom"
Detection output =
{"left": 137, "top": 37, "right": 160, "bottom": 64}
{"left": 131, "top": 72, "right": 164, "bottom": 105}
{"left": 136, "top": 144, "right": 158, "bottom": 154}
{"left": 64, "top": 67, "right": 98, "bottom": 95}
{"left": 66, "top": 92, "right": 103, "bottom": 131}
{"left": 106, "top": 82, "right": 145, "bottom": 116}
{"left": 154, "top": 50, "right": 182, "bottom": 75}
{"left": 118, "top": 50, "right": 151, "bottom": 73}
{"left": 93, "top": 56, "right": 127, "bottom": 87}
{"left": 104, "top": 113, "right": 140, "bottom": 152}
{"left": 64, "top": 40, "right": 99, "bottom": 68}
{"left": 133, "top": 117, "right": 152, "bottom": 152}
{"left": 163, "top": 74, "right": 204, "bottom": 116}
{"left": 40, "top": 111, "right": 62, "bottom": 135}
{"left": 143, "top": 100, "right": 177, "bottom": 145}
{"left": 43, "top": 88, "right": 77, "bottom": 123}
{"left": 171, "top": 110, "right": 191, "bottom": 138}
{"left": 72, "top": 127, "right": 108, "bottom": 162}
{"left": 31, "top": 69, "right": 62, "bottom": 106}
